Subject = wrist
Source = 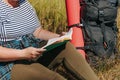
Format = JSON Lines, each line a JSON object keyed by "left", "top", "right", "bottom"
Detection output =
{"left": 16, "top": 49, "right": 26, "bottom": 60}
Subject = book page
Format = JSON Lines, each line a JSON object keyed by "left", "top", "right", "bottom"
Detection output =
{"left": 41, "top": 28, "right": 73, "bottom": 49}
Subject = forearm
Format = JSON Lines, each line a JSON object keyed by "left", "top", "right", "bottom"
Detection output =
{"left": 0, "top": 46, "right": 23, "bottom": 62}
{"left": 33, "top": 27, "right": 60, "bottom": 40}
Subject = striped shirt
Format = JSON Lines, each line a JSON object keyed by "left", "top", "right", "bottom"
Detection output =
{"left": 0, "top": 0, "right": 41, "bottom": 79}
{"left": 0, "top": 0, "right": 40, "bottom": 41}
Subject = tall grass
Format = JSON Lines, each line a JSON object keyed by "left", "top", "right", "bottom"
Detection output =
{"left": 29, "top": 0, "right": 67, "bottom": 33}
{"left": 117, "top": 8, "right": 120, "bottom": 51}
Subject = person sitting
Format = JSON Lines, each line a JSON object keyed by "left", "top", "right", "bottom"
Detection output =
{"left": 0, "top": 0, "right": 99, "bottom": 80}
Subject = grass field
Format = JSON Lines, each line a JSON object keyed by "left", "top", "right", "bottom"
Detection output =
{"left": 29, "top": 0, "right": 67, "bottom": 33}
{"left": 29, "top": 0, "right": 120, "bottom": 80}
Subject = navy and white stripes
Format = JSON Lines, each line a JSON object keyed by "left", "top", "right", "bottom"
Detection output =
{"left": 0, "top": 0, "right": 40, "bottom": 41}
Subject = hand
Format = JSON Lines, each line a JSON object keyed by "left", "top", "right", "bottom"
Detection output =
{"left": 60, "top": 32, "right": 67, "bottom": 36}
{"left": 21, "top": 47, "right": 46, "bottom": 60}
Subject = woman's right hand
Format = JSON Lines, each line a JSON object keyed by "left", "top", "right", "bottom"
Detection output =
{"left": 21, "top": 47, "right": 46, "bottom": 60}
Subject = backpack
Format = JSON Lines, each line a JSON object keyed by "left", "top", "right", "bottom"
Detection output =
{"left": 80, "top": 0, "right": 118, "bottom": 58}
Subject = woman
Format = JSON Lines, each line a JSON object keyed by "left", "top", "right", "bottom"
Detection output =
{"left": 0, "top": 0, "right": 99, "bottom": 80}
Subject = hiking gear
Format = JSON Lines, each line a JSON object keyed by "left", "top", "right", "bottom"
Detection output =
{"left": 65, "top": 0, "right": 86, "bottom": 58}
{"left": 81, "top": 0, "right": 118, "bottom": 58}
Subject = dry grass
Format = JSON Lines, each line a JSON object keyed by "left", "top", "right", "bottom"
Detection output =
{"left": 29, "top": 0, "right": 67, "bottom": 33}
{"left": 117, "top": 8, "right": 120, "bottom": 28}
{"left": 29, "top": 0, "right": 120, "bottom": 80}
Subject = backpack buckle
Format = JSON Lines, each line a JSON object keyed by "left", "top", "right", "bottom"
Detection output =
{"left": 99, "top": 10, "right": 104, "bottom": 21}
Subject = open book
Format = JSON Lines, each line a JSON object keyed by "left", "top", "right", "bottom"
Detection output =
{"left": 42, "top": 28, "right": 73, "bottom": 49}
{"left": 32, "top": 28, "right": 73, "bottom": 61}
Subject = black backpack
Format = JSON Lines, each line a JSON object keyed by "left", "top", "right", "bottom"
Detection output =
{"left": 80, "top": 0, "right": 119, "bottom": 58}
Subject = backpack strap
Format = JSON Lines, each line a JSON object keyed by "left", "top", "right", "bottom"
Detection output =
{"left": 66, "top": 23, "right": 83, "bottom": 29}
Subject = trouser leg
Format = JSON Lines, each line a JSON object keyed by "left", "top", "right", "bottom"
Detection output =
{"left": 11, "top": 63, "right": 66, "bottom": 80}
{"left": 48, "top": 42, "right": 99, "bottom": 80}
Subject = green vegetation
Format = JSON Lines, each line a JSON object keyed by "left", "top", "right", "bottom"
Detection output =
{"left": 29, "top": 0, "right": 67, "bottom": 33}
{"left": 28, "top": 0, "right": 120, "bottom": 80}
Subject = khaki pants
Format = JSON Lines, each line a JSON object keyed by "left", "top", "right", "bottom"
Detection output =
{"left": 11, "top": 42, "right": 99, "bottom": 80}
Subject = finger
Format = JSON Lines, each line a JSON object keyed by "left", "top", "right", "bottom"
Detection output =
{"left": 35, "top": 52, "right": 42, "bottom": 55}
{"left": 61, "top": 32, "right": 67, "bottom": 35}
{"left": 36, "top": 48, "right": 46, "bottom": 52}
{"left": 32, "top": 52, "right": 41, "bottom": 58}
{"left": 32, "top": 55, "right": 38, "bottom": 59}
